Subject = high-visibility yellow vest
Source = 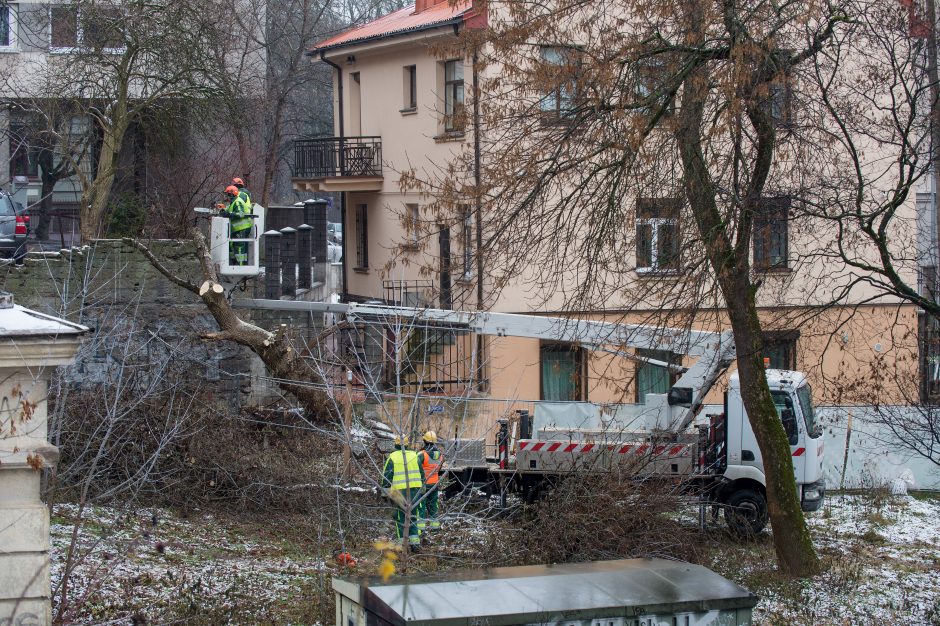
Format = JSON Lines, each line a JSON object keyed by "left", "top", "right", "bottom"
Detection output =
{"left": 388, "top": 449, "right": 423, "bottom": 490}
{"left": 228, "top": 196, "right": 253, "bottom": 233}
{"left": 419, "top": 449, "right": 443, "bottom": 485}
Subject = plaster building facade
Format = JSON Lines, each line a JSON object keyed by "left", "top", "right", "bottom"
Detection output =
{"left": 293, "top": 0, "right": 926, "bottom": 409}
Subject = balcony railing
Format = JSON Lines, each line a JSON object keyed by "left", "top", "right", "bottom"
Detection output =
{"left": 293, "top": 136, "right": 383, "bottom": 179}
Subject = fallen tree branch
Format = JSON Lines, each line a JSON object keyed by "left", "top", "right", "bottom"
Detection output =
{"left": 129, "top": 233, "right": 335, "bottom": 423}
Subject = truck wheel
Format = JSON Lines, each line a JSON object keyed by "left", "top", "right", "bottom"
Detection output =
{"left": 724, "top": 489, "right": 768, "bottom": 537}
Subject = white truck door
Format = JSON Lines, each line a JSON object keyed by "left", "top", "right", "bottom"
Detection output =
{"left": 771, "top": 389, "right": 806, "bottom": 485}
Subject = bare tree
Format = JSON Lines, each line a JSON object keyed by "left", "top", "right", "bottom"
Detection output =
{"left": 394, "top": 0, "right": 882, "bottom": 576}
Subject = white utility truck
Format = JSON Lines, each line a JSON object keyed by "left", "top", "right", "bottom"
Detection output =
{"left": 338, "top": 303, "right": 826, "bottom": 536}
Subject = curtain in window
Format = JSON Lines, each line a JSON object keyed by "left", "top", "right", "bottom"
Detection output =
{"left": 541, "top": 348, "right": 579, "bottom": 401}
{"left": 636, "top": 349, "right": 673, "bottom": 404}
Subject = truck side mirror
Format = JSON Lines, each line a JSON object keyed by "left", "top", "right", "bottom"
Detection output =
{"left": 781, "top": 408, "right": 799, "bottom": 445}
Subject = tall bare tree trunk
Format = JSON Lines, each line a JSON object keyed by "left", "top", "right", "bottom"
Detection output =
{"left": 80, "top": 112, "right": 129, "bottom": 243}
{"left": 676, "top": 4, "right": 819, "bottom": 576}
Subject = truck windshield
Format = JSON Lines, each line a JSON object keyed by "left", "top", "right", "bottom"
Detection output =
{"left": 797, "top": 384, "right": 819, "bottom": 437}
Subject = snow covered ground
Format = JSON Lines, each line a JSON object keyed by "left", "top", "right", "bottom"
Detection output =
{"left": 711, "top": 492, "right": 940, "bottom": 625}
{"left": 50, "top": 503, "right": 334, "bottom": 624}
{"left": 48, "top": 492, "right": 940, "bottom": 625}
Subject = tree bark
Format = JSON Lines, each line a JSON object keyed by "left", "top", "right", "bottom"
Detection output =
{"left": 674, "top": 8, "right": 819, "bottom": 576}
{"left": 80, "top": 108, "right": 129, "bottom": 243}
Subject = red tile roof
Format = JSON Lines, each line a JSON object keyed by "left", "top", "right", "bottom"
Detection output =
{"left": 312, "top": 1, "right": 478, "bottom": 53}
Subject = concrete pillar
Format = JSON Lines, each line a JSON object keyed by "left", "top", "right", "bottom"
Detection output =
{"left": 0, "top": 292, "right": 86, "bottom": 626}
{"left": 264, "top": 230, "right": 281, "bottom": 299}
{"left": 297, "top": 224, "right": 312, "bottom": 290}
{"left": 305, "top": 199, "right": 329, "bottom": 263}
{"left": 280, "top": 227, "right": 297, "bottom": 296}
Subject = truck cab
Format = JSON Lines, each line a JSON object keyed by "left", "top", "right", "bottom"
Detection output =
{"left": 720, "top": 370, "right": 826, "bottom": 533}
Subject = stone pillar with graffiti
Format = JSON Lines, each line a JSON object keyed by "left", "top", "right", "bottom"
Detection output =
{"left": 0, "top": 292, "right": 86, "bottom": 625}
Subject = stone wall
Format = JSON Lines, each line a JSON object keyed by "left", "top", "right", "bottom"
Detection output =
{"left": 0, "top": 240, "right": 327, "bottom": 410}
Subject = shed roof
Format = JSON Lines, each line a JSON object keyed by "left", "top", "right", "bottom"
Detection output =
{"left": 311, "top": 1, "right": 475, "bottom": 54}
{"left": 0, "top": 293, "right": 87, "bottom": 338}
{"left": 335, "top": 559, "right": 757, "bottom": 626}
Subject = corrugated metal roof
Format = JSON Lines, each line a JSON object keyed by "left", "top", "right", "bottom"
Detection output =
{"left": 312, "top": 1, "right": 474, "bottom": 53}
{"left": 335, "top": 559, "right": 758, "bottom": 626}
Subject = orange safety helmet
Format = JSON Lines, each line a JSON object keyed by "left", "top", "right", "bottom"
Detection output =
{"left": 232, "top": 177, "right": 245, "bottom": 188}
{"left": 224, "top": 185, "right": 240, "bottom": 197}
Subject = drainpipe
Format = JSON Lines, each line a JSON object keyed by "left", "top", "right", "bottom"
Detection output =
{"left": 321, "top": 52, "right": 345, "bottom": 137}
{"left": 472, "top": 50, "right": 485, "bottom": 389}
{"left": 322, "top": 52, "right": 349, "bottom": 301}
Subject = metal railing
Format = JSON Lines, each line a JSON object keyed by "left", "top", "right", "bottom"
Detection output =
{"left": 293, "top": 136, "right": 383, "bottom": 178}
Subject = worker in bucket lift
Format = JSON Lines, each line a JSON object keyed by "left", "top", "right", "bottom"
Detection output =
{"left": 217, "top": 185, "right": 253, "bottom": 265}
{"left": 232, "top": 177, "right": 251, "bottom": 207}
{"left": 417, "top": 431, "right": 444, "bottom": 531}
{"left": 382, "top": 436, "right": 425, "bottom": 548}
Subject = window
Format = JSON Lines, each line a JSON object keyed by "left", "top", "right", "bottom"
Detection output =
{"left": 460, "top": 205, "right": 473, "bottom": 278}
{"left": 355, "top": 204, "right": 368, "bottom": 269}
{"left": 406, "top": 203, "right": 419, "bottom": 246}
{"left": 762, "top": 330, "right": 798, "bottom": 370}
{"left": 50, "top": 6, "right": 78, "bottom": 49}
{"left": 443, "top": 60, "right": 464, "bottom": 132}
{"left": 403, "top": 65, "right": 417, "bottom": 111}
{"left": 753, "top": 196, "right": 789, "bottom": 270}
{"left": 439, "top": 226, "right": 452, "bottom": 309}
{"left": 635, "top": 197, "right": 680, "bottom": 272}
{"left": 9, "top": 114, "right": 41, "bottom": 180}
{"left": 635, "top": 57, "right": 674, "bottom": 117}
{"left": 764, "top": 75, "right": 792, "bottom": 127}
{"left": 51, "top": 4, "right": 124, "bottom": 53}
{"left": 635, "top": 349, "right": 679, "bottom": 404}
{"left": 541, "top": 344, "right": 585, "bottom": 401}
{"left": 539, "top": 46, "right": 579, "bottom": 119}
{"left": 0, "top": 4, "right": 17, "bottom": 49}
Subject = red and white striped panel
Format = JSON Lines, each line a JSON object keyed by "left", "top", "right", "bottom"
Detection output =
{"left": 518, "top": 440, "right": 692, "bottom": 457}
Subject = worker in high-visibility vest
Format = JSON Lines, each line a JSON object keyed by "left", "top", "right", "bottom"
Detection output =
{"left": 218, "top": 185, "right": 253, "bottom": 265}
{"left": 382, "top": 436, "right": 425, "bottom": 547}
{"left": 232, "top": 177, "right": 252, "bottom": 208}
{"left": 417, "top": 431, "right": 444, "bottom": 530}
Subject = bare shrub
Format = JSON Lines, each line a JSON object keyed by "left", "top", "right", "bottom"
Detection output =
{"left": 514, "top": 475, "right": 705, "bottom": 565}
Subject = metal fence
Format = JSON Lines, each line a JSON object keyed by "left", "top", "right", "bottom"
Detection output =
{"left": 293, "top": 136, "right": 383, "bottom": 178}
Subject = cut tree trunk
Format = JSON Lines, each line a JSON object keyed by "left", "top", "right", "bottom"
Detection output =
{"left": 127, "top": 233, "right": 333, "bottom": 422}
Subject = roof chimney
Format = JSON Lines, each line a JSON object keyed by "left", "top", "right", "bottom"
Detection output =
{"left": 415, "top": 0, "right": 448, "bottom": 13}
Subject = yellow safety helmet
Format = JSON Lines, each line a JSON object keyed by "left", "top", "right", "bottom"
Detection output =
{"left": 423, "top": 431, "right": 437, "bottom": 443}
{"left": 393, "top": 435, "right": 408, "bottom": 446}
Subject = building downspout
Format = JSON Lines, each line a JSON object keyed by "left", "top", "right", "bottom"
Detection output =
{"left": 322, "top": 52, "right": 349, "bottom": 301}
{"left": 472, "top": 49, "right": 485, "bottom": 390}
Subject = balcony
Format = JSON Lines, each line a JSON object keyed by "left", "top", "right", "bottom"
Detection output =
{"left": 292, "top": 136, "right": 384, "bottom": 192}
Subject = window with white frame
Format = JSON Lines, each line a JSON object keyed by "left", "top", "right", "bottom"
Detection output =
{"left": 405, "top": 203, "right": 419, "bottom": 246}
{"left": 635, "top": 197, "right": 680, "bottom": 272}
{"left": 539, "top": 45, "right": 580, "bottom": 119}
{"left": 0, "top": 4, "right": 17, "bottom": 50}
{"left": 51, "top": 4, "right": 125, "bottom": 53}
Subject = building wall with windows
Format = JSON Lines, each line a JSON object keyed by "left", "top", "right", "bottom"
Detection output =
{"left": 298, "top": 0, "right": 923, "bottom": 406}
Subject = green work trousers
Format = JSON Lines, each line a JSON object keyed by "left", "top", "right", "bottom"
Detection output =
{"left": 419, "top": 485, "right": 441, "bottom": 530}
{"left": 230, "top": 228, "right": 250, "bottom": 266}
{"left": 393, "top": 487, "right": 424, "bottom": 545}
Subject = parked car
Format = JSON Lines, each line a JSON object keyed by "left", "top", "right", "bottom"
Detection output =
{"left": 328, "top": 221, "right": 342, "bottom": 245}
{"left": 0, "top": 191, "right": 29, "bottom": 264}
